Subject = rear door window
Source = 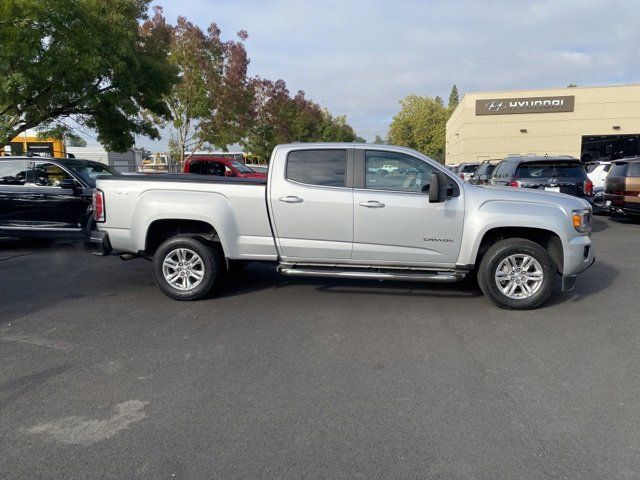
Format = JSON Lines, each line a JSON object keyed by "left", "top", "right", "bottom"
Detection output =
{"left": 0, "top": 160, "right": 29, "bottom": 185}
{"left": 33, "top": 162, "right": 73, "bottom": 187}
{"left": 628, "top": 163, "right": 640, "bottom": 177}
{"left": 609, "top": 163, "right": 629, "bottom": 177}
{"left": 286, "top": 149, "right": 346, "bottom": 187}
{"left": 515, "top": 161, "right": 585, "bottom": 179}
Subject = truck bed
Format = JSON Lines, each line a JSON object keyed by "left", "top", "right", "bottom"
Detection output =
{"left": 98, "top": 173, "right": 267, "bottom": 186}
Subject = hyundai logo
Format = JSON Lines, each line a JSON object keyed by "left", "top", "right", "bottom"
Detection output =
{"left": 485, "top": 101, "right": 505, "bottom": 112}
{"left": 547, "top": 178, "right": 558, "bottom": 184}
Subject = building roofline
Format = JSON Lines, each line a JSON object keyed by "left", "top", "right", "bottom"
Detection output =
{"left": 458, "top": 82, "right": 640, "bottom": 103}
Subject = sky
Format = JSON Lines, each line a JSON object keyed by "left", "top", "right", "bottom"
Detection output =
{"left": 130, "top": 0, "right": 640, "bottom": 151}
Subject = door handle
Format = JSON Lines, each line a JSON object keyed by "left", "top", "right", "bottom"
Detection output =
{"left": 279, "top": 196, "right": 303, "bottom": 203}
{"left": 359, "top": 200, "right": 385, "bottom": 208}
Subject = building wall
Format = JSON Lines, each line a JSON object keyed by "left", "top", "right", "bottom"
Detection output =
{"left": 445, "top": 84, "right": 640, "bottom": 164}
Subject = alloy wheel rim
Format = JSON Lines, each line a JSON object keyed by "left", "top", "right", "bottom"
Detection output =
{"left": 162, "top": 248, "right": 205, "bottom": 291}
{"left": 494, "top": 254, "right": 544, "bottom": 300}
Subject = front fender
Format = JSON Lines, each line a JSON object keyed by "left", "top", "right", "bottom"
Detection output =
{"left": 458, "top": 199, "right": 570, "bottom": 268}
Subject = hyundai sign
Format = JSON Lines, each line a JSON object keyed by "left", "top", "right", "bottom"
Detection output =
{"left": 476, "top": 96, "right": 575, "bottom": 115}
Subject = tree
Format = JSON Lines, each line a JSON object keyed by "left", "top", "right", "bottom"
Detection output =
{"left": 567, "top": 83, "right": 578, "bottom": 88}
{"left": 448, "top": 84, "right": 460, "bottom": 109}
{"left": 66, "top": 134, "right": 87, "bottom": 147}
{"left": 242, "top": 78, "right": 357, "bottom": 161}
{"left": 387, "top": 95, "right": 449, "bottom": 163}
{"left": 373, "top": 134, "right": 386, "bottom": 144}
{"left": 158, "top": 15, "right": 253, "bottom": 163}
{"left": 0, "top": 0, "right": 177, "bottom": 150}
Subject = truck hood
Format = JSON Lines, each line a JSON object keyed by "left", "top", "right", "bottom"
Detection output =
{"left": 466, "top": 183, "right": 591, "bottom": 212}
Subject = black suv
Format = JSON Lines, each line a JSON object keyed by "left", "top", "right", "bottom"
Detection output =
{"left": 489, "top": 156, "right": 593, "bottom": 201}
{"left": 0, "top": 157, "right": 120, "bottom": 238}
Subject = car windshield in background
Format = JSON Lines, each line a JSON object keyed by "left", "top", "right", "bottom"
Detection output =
{"left": 231, "top": 161, "right": 253, "bottom": 173}
{"left": 462, "top": 165, "right": 478, "bottom": 173}
{"left": 63, "top": 160, "right": 120, "bottom": 186}
{"left": 515, "top": 162, "right": 585, "bottom": 178}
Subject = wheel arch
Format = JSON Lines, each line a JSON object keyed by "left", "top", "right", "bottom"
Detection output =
{"left": 145, "top": 219, "right": 222, "bottom": 256}
{"left": 474, "top": 227, "right": 564, "bottom": 274}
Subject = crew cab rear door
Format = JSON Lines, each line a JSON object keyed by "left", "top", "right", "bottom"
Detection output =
{"left": 268, "top": 147, "right": 354, "bottom": 261}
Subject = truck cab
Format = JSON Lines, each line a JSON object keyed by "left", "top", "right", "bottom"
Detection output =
{"left": 184, "top": 156, "right": 267, "bottom": 179}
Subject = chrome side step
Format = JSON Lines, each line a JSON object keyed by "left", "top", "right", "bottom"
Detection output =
{"left": 277, "top": 265, "right": 465, "bottom": 283}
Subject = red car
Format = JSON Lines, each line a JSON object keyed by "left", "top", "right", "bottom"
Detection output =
{"left": 184, "top": 156, "right": 267, "bottom": 178}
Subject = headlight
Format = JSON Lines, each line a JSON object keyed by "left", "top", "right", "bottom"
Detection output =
{"left": 572, "top": 208, "right": 591, "bottom": 233}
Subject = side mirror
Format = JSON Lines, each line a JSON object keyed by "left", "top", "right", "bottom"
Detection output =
{"left": 60, "top": 178, "right": 79, "bottom": 191}
{"left": 429, "top": 172, "right": 442, "bottom": 203}
{"left": 225, "top": 170, "right": 236, "bottom": 177}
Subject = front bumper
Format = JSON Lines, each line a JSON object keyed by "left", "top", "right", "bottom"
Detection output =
{"left": 89, "top": 229, "right": 112, "bottom": 256}
{"left": 561, "top": 236, "right": 595, "bottom": 292}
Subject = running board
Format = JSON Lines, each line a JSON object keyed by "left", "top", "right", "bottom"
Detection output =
{"left": 277, "top": 265, "right": 465, "bottom": 283}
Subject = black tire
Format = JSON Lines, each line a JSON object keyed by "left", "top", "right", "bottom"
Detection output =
{"left": 477, "top": 238, "right": 556, "bottom": 310}
{"left": 153, "top": 236, "right": 224, "bottom": 301}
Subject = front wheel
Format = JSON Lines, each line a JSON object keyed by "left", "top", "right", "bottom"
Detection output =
{"left": 477, "top": 238, "right": 556, "bottom": 310}
{"left": 153, "top": 236, "right": 224, "bottom": 300}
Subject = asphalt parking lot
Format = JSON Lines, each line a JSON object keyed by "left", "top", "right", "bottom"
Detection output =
{"left": 1, "top": 215, "right": 639, "bottom": 479}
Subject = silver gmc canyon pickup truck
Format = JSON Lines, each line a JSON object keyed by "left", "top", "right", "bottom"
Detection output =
{"left": 91, "top": 143, "right": 594, "bottom": 309}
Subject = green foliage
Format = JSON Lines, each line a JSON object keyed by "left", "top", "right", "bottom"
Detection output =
{"left": 567, "top": 83, "right": 578, "bottom": 88}
{"left": 0, "top": 0, "right": 177, "bottom": 150}
{"left": 387, "top": 95, "right": 450, "bottom": 163}
{"left": 448, "top": 84, "right": 460, "bottom": 109}
{"left": 373, "top": 134, "right": 386, "bottom": 144}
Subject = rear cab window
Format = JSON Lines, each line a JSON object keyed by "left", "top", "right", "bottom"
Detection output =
{"left": 515, "top": 161, "right": 586, "bottom": 179}
{"left": 286, "top": 150, "right": 346, "bottom": 187}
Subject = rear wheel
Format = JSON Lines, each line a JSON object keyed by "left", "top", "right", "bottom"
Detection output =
{"left": 478, "top": 238, "right": 556, "bottom": 310}
{"left": 153, "top": 236, "right": 224, "bottom": 300}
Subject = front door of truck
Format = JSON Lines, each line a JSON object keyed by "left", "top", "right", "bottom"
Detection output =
{"left": 269, "top": 148, "right": 354, "bottom": 261}
{"left": 352, "top": 150, "right": 464, "bottom": 266}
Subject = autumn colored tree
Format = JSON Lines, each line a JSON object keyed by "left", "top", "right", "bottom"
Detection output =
{"left": 387, "top": 95, "right": 449, "bottom": 162}
{"left": 242, "top": 78, "right": 357, "bottom": 161}
{"left": 0, "top": 0, "right": 177, "bottom": 150}
{"left": 162, "top": 15, "right": 252, "bottom": 163}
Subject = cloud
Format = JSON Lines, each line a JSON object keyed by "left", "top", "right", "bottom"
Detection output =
{"left": 136, "top": 0, "right": 640, "bottom": 148}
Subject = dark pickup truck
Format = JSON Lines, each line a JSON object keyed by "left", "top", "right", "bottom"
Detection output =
{"left": 0, "top": 156, "right": 120, "bottom": 238}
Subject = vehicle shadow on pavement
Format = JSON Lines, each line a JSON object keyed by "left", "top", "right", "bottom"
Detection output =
{"left": 544, "top": 259, "right": 619, "bottom": 308}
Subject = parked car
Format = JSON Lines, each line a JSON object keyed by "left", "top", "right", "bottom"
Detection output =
{"left": 183, "top": 156, "right": 267, "bottom": 178}
{"left": 605, "top": 157, "right": 640, "bottom": 219}
{"left": 585, "top": 161, "right": 612, "bottom": 189}
{"left": 92, "top": 143, "right": 594, "bottom": 310}
{"left": 489, "top": 156, "right": 594, "bottom": 202}
{"left": 456, "top": 162, "right": 480, "bottom": 181}
{"left": 0, "top": 156, "right": 120, "bottom": 238}
{"left": 469, "top": 160, "right": 499, "bottom": 185}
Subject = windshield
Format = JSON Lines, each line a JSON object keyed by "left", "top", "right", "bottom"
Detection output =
{"left": 462, "top": 165, "right": 478, "bottom": 173}
{"left": 231, "top": 161, "right": 253, "bottom": 173}
{"left": 62, "top": 160, "right": 120, "bottom": 186}
{"left": 515, "top": 161, "right": 585, "bottom": 178}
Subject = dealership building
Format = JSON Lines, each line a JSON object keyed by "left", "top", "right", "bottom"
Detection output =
{"left": 445, "top": 84, "right": 640, "bottom": 165}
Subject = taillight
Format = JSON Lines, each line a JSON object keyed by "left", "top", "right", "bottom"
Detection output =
{"left": 507, "top": 180, "right": 521, "bottom": 187}
{"left": 459, "top": 173, "right": 465, "bottom": 180}
{"left": 93, "top": 189, "right": 105, "bottom": 222}
{"left": 583, "top": 179, "right": 593, "bottom": 196}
